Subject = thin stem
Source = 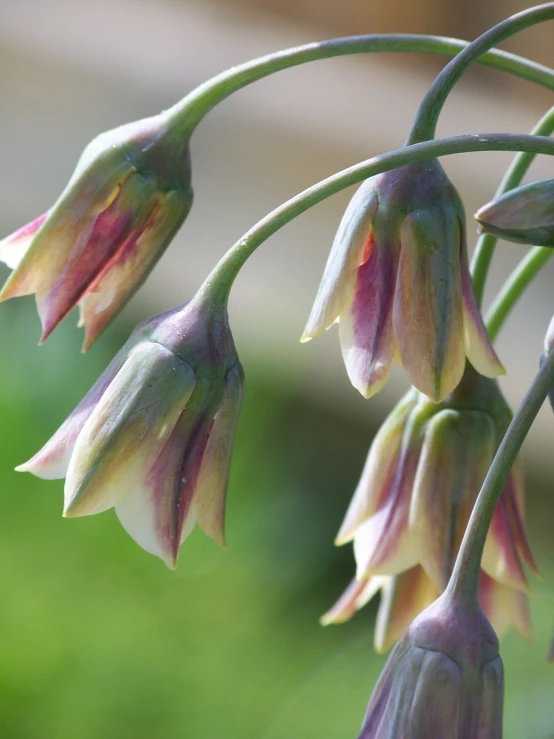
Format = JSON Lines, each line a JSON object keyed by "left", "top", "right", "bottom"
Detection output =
{"left": 199, "top": 133, "right": 554, "bottom": 305}
{"left": 471, "top": 105, "right": 554, "bottom": 305}
{"left": 163, "top": 34, "right": 554, "bottom": 136}
{"left": 486, "top": 246, "right": 553, "bottom": 342}
{"left": 447, "top": 348, "right": 554, "bottom": 602}
{"left": 407, "top": 4, "right": 554, "bottom": 144}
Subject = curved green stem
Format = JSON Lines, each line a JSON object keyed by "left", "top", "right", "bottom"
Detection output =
{"left": 407, "top": 4, "right": 554, "bottom": 144}
{"left": 471, "top": 105, "right": 554, "bottom": 306}
{"left": 198, "top": 133, "right": 554, "bottom": 305}
{"left": 163, "top": 34, "right": 554, "bottom": 136}
{"left": 447, "top": 347, "right": 554, "bottom": 602}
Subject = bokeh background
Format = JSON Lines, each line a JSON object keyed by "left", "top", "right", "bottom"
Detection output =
{"left": 0, "top": 1, "right": 553, "bottom": 737}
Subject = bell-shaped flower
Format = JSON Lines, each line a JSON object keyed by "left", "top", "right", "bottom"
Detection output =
{"left": 475, "top": 178, "right": 554, "bottom": 246}
{"left": 325, "top": 364, "right": 536, "bottom": 647}
{"left": 358, "top": 591, "right": 504, "bottom": 738}
{"left": 337, "top": 365, "right": 536, "bottom": 593}
{"left": 0, "top": 112, "right": 193, "bottom": 349}
{"left": 322, "top": 566, "right": 532, "bottom": 653}
{"left": 302, "top": 160, "right": 503, "bottom": 402}
{"left": 16, "top": 288, "right": 243, "bottom": 568}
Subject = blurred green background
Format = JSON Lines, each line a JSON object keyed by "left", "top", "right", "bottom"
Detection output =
{"left": 0, "top": 299, "right": 553, "bottom": 739}
{"left": 1, "top": 1, "right": 554, "bottom": 738}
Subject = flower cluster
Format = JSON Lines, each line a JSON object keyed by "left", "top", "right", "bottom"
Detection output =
{"left": 322, "top": 364, "right": 536, "bottom": 649}
{"left": 3, "top": 6, "right": 554, "bottom": 736}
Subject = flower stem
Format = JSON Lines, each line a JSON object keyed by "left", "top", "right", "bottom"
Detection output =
{"left": 407, "top": 4, "right": 554, "bottom": 145}
{"left": 164, "top": 34, "right": 554, "bottom": 136}
{"left": 486, "top": 246, "right": 553, "bottom": 342}
{"left": 447, "top": 348, "right": 554, "bottom": 603}
{"left": 200, "top": 133, "right": 554, "bottom": 304}
{"left": 471, "top": 104, "right": 554, "bottom": 306}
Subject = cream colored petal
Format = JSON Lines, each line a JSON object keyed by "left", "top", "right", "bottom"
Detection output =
{"left": 409, "top": 409, "right": 495, "bottom": 591}
{"left": 393, "top": 210, "right": 465, "bottom": 403}
{"left": 320, "top": 576, "right": 385, "bottom": 625}
{"left": 115, "top": 385, "right": 220, "bottom": 568}
{"left": 338, "top": 229, "right": 398, "bottom": 398}
{"left": 336, "top": 391, "right": 416, "bottom": 544}
{"left": 302, "top": 179, "right": 377, "bottom": 340}
{"left": 193, "top": 364, "right": 244, "bottom": 547}
{"left": 79, "top": 190, "right": 189, "bottom": 350}
{"left": 64, "top": 342, "right": 196, "bottom": 518}
{"left": 16, "top": 342, "right": 133, "bottom": 479}
{"left": 375, "top": 567, "right": 439, "bottom": 653}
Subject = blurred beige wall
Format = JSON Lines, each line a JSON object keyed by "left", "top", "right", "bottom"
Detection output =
{"left": 209, "top": 0, "right": 554, "bottom": 74}
{"left": 1, "top": 0, "right": 553, "bottom": 450}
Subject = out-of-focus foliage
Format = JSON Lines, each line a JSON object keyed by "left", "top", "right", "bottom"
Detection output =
{"left": 0, "top": 294, "right": 552, "bottom": 739}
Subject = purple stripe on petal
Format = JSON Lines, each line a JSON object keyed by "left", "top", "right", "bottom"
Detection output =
{"left": 36, "top": 192, "right": 137, "bottom": 342}
{"left": 339, "top": 235, "right": 397, "bottom": 398}
{"left": 483, "top": 495, "right": 530, "bottom": 592}
{"left": 0, "top": 212, "right": 49, "bottom": 270}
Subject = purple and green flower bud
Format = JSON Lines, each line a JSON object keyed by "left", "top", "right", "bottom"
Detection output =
{"left": 325, "top": 364, "right": 535, "bottom": 645}
{"left": 16, "top": 289, "right": 243, "bottom": 568}
{"left": 358, "top": 593, "right": 503, "bottom": 738}
{"left": 302, "top": 160, "right": 503, "bottom": 403}
{"left": 476, "top": 178, "right": 554, "bottom": 247}
{"left": 0, "top": 112, "right": 193, "bottom": 349}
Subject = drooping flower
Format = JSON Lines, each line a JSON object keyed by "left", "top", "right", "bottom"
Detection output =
{"left": 302, "top": 160, "right": 503, "bottom": 402}
{"left": 475, "top": 178, "right": 554, "bottom": 246}
{"left": 322, "top": 567, "right": 532, "bottom": 653}
{"left": 17, "top": 288, "right": 243, "bottom": 568}
{"left": 323, "top": 363, "right": 536, "bottom": 646}
{"left": 0, "top": 112, "right": 193, "bottom": 349}
{"left": 358, "top": 591, "right": 504, "bottom": 738}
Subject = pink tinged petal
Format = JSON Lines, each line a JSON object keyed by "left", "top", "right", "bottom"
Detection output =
{"left": 477, "top": 657, "right": 504, "bottom": 739}
{"left": 409, "top": 410, "right": 495, "bottom": 591}
{"left": 478, "top": 572, "right": 533, "bottom": 641}
{"left": 115, "top": 385, "right": 220, "bottom": 568}
{"left": 0, "top": 212, "right": 49, "bottom": 270}
{"left": 336, "top": 391, "right": 417, "bottom": 544}
{"left": 78, "top": 190, "right": 189, "bottom": 350}
{"left": 63, "top": 342, "right": 196, "bottom": 519}
{"left": 35, "top": 187, "right": 140, "bottom": 343}
{"left": 393, "top": 211, "right": 466, "bottom": 403}
{"left": 482, "top": 491, "right": 531, "bottom": 593}
{"left": 16, "top": 342, "right": 132, "bottom": 479}
{"left": 353, "top": 407, "right": 430, "bottom": 578}
{"left": 502, "top": 466, "right": 538, "bottom": 574}
{"left": 302, "top": 180, "right": 378, "bottom": 340}
{"left": 320, "top": 576, "right": 385, "bottom": 625}
{"left": 375, "top": 567, "right": 439, "bottom": 653}
{"left": 0, "top": 161, "right": 134, "bottom": 302}
{"left": 459, "top": 228, "right": 504, "bottom": 378}
{"left": 193, "top": 364, "right": 244, "bottom": 548}
{"left": 339, "top": 229, "right": 398, "bottom": 398}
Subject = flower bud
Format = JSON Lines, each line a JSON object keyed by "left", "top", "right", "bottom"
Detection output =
{"left": 0, "top": 112, "right": 193, "bottom": 349}
{"left": 302, "top": 160, "right": 503, "bottom": 402}
{"left": 475, "top": 178, "right": 554, "bottom": 246}
{"left": 17, "top": 289, "right": 243, "bottom": 568}
{"left": 358, "top": 593, "right": 503, "bottom": 738}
